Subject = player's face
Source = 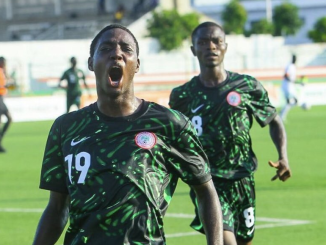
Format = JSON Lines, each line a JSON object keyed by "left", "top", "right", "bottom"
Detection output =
{"left": 71, "top": 58, "right": 77, "bottom": 67}
{"left": 191, "top": 26, "right": 227, "bottom": 68}
{"left": 88, "top": 28, "right": 140, "bottom": 98}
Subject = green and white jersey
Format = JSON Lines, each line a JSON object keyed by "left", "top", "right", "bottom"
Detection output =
{"left": 169, "top": 71, "right": 277, "bottom": 180}
{"left": 60, "top": 68, "right": 85, "bottom": 96}
{"left": 40, "top": 101, "right": 211, "bottom": 245}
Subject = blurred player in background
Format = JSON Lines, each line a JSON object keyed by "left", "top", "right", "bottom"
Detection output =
{"left": 58, "top": 56, "right": 89, "bottom": 113}
{"left": 280, "top": 54, "right": 298, "bottom": 121}
{"left": 32, "top": 24, "right": 223, "bottom": 245}
{"left": 297, "top": 75, "right": 311, "bottom": 110}
{"left": 169, "top": 22, "right": 291, "bottom": 245}
{"left": 0, "top": 57, "right": 13, "bottom": 153}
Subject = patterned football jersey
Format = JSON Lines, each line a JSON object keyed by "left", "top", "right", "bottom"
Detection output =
{"left": 60, "top": 68, "right": 85, "bottom": 96}
{"left": 40, "top": 101, "right": 211, "bottom": 244}
{"left": 169, "top": 71, "right": 277, "bottom": 180}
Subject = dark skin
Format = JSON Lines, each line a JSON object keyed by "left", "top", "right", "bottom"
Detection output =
{"left": 191, "top": 26, "right": 228, "bottom": 87}
{"left": 88, "top": 28, "right": 142, "bottom": 117}
{"left": 191, "top": 25, "right": 291, "bottom": 245}
{"left": 32, "top": 192, "right": 69, "bottom": 245}
{"left": 32, "top": 27, "right": 223, "bottom": 245}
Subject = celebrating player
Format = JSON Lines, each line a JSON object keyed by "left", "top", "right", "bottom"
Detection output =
{"left": 32, "top": 24, "right": 223, "bottom": 245}
{"left": 169, "top": 22, "right": 291, "bottom": 245}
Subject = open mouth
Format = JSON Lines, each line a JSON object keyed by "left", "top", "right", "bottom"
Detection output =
{"left": 108, "top": 66, "right": 123, "bottom": 87}
{"left": 205, "top": 52, "right": 218, "bottom": 58}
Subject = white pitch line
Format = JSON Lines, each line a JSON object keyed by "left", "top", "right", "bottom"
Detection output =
{"left": 166, "top": 231, "right": 199, "bottom": 238}
{"left": 0, "top": 209, "right": 312, "bottom": 239}
{"left": 165, "top": 213, "right": 313, "bottom": 238}
{"left": 166, "top": 213, "right": 194, "bottom": 218}
{"left": 0, "top": 208, "right": 44, "bottom": 213}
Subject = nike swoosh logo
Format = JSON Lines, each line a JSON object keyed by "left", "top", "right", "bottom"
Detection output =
{"left": 247, "top": 226, "right": 255, "bottom": 235}
{"left": 71, "top": 136, "right": 91, "bottom": 146}
{"left": 191, "top": 104, "right": 204, "bottom": 113}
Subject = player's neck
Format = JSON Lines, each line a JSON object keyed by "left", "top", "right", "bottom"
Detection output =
{"left": 97, "top": 96, "right": 142, "bottom": 117}
{"left": 199, "top": 68, "right": 227, "bottom": 87}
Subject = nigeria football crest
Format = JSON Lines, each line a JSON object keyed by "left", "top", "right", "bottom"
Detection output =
{"left": 135, "top": 132, "right": 157, "bottom": 149}
{"left": 227, "top": 91, "right": 241, "bottom": 106}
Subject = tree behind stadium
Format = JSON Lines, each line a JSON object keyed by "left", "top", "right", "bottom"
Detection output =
{"left": 146, "top": 10, "right": 199, "bottom": 51}
{"left": 273, "top": 2, "right": 303, "bottom": 36}
{"left": 221, "top": 0, "right": 247, "bottom": 35}
{"left": 308, "top": 16, "right": 326, "bottom": 43}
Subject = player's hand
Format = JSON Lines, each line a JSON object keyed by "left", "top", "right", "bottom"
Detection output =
{"left": 268, "top": 160, "right": 291, "bottom": 182}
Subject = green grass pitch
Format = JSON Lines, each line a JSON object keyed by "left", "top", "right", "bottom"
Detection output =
{"left": 0, "top": 105, "right": 325, "bottom": 245}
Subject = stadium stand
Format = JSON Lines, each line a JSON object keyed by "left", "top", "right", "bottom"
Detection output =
{"left": 0, "top": 0, "right": 158, "bottom": 41}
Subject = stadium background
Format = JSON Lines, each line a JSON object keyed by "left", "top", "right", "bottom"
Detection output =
{"left": 0, "top": 0, "right": 326, "bottom": 121}
{"left": 0, "top": 0, "right": 326, "bottom": 244}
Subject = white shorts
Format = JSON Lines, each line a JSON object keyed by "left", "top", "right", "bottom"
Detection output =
{"left": 281, "top": 80, "right": 296, "bottom": 99}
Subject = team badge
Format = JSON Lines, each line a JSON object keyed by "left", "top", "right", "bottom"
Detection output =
{"left": 227, "top": 91, "right": 241, "bottom": 106}
{"left": 135, "top": 132, "right": 157, "bottom": 149}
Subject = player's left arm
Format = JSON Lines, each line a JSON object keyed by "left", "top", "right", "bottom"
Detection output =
{"left": 191, "top": 180, "right": 223, "bottom": 245}
{"left": 32, "top": 191, "right": 69, "bottom": 245}
{"left": 268, "top": 114, "right": 292, "bottom": 182}
{"left": 168, "top": 116, "right": 222, "bottom": 244}
{"left": 248, "top": 78, "right": 291, "bottom": 182}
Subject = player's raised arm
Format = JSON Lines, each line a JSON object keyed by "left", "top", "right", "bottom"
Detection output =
{"left": 191, "top": 180, "right": 223, "bottom": 245}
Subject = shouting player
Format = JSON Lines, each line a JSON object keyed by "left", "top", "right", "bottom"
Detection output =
{"left": 32, "top": 24, "right": 223, "bottom": 245}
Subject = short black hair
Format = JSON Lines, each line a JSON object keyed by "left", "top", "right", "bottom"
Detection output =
{"left": 191, "top": 22, "right": 225, "bottom": 44}
{"left": 89, "top": 24, "right": 139, "bottom": 57}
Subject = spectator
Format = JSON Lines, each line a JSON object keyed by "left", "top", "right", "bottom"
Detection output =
{"left": 114, "top": 4, "right": 125, "bottom": 23}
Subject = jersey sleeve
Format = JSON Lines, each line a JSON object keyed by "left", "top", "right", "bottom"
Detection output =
{"left": 169, "top": 87, "right": 187, "bottom": 112}
{"left": 39, "top": 116, "right": 68, "bottom": 194}
{"left": 168, "top": 114, "right": 212, "bottom": 186}
{"left": 248, "top": 78, "right": 277, "bottom": 127}
{"left": 60, "top": 71, "right": 67, "bottom": 81}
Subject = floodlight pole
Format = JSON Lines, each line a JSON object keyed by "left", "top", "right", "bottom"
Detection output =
{"left": 266, "top": 0, "right": 272, "bottom": 22}
{"left": 5, "top": 0, "right": 12, "bottom": 20}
